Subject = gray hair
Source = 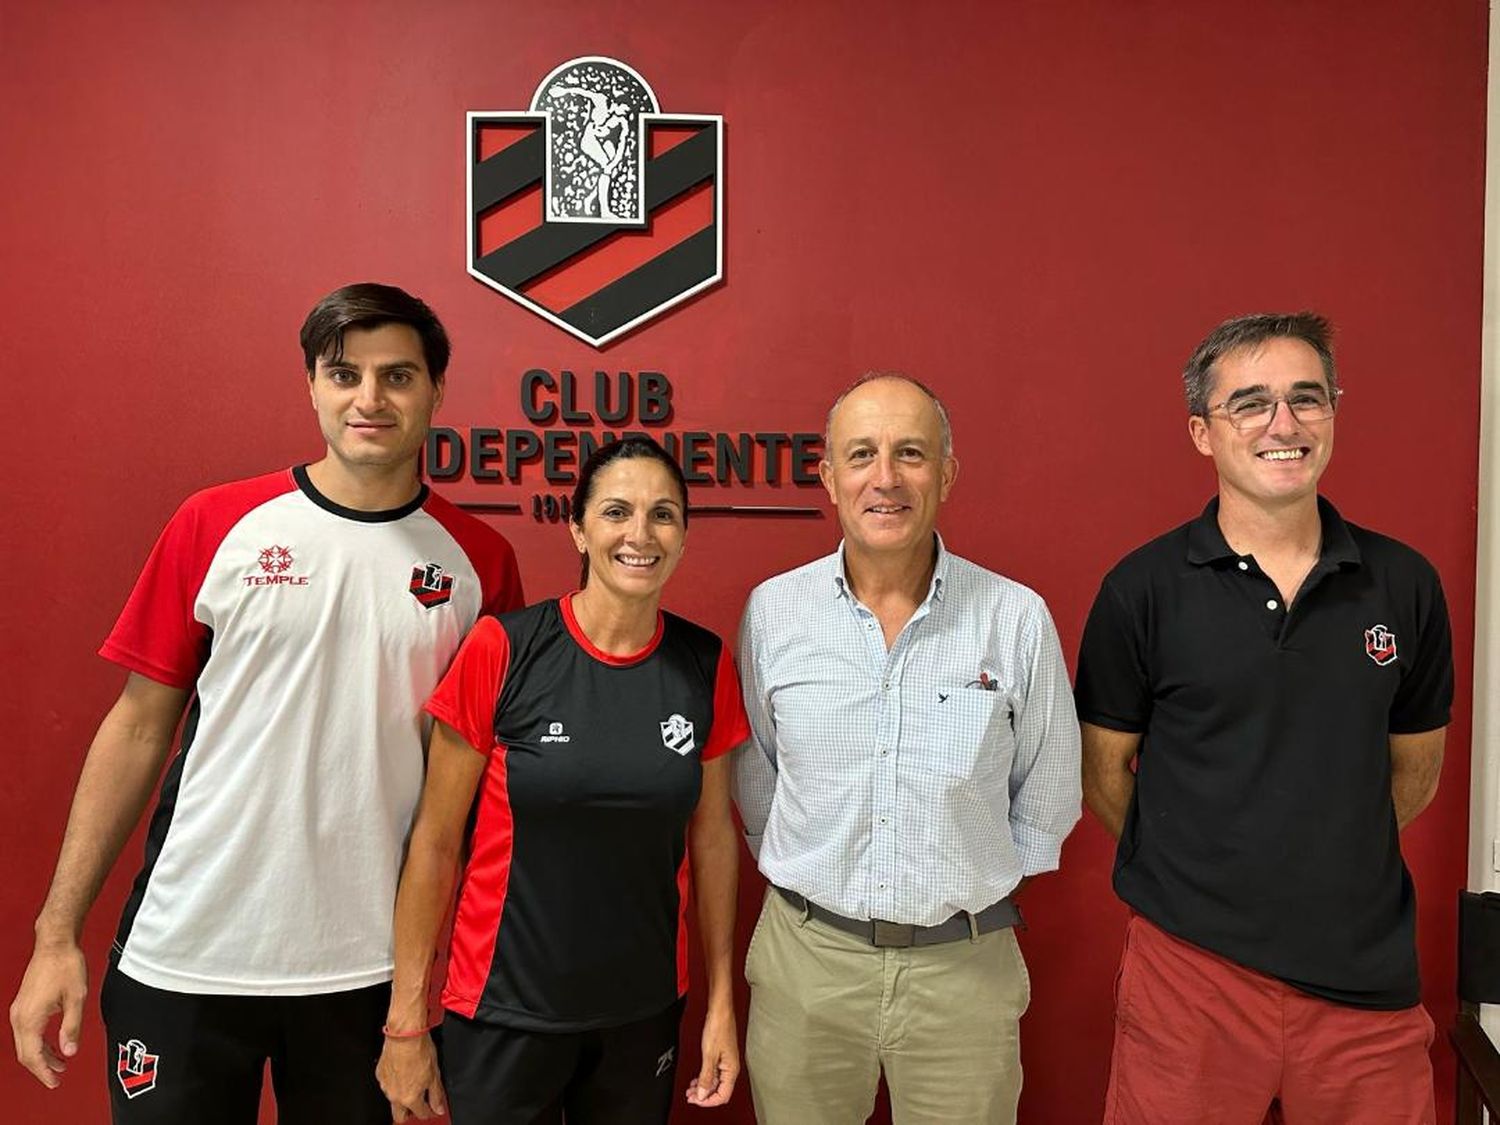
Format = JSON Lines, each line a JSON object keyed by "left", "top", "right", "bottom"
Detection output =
{"left": 823, "top": 372, "right": 954, "bottom": 458}
{"left": 1183, "top": 311, "right": 1338, "bottom": 416}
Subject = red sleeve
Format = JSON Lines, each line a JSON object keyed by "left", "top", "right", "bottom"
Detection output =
{"left": 486, "top": 549, "right": 525, "bottom": 616}
{"left": 425, "top": 616, "right": 510, "bottom": 754}
{"left": 423, "top": 492, "right": 525, "bottom": 616}
{"left": 99, "top": 472, "right": 293, "bottom": 689}
{"left": 701, "top": 642, "right": 751, "bottom": 761}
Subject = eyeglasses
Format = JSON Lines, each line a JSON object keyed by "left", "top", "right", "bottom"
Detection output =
{"left": 1204, "top": 388, "right": 1341, "bottom": 431}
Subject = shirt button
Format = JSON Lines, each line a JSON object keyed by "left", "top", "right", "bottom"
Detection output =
{"left": 877, "top": 816, "right": 888, "bottom": 825}
{"left": 1238, "top": 560, "right": 1249, "bottom": 571}
{"left": 879, "top": 748, "right": 889, "bottom": 757}
{"left": 882, "top": 681, "right": 891, "bottom": 692}
{"left": 877, "top": 882, "right": 888, "bottom": 890}
{"left": 1266, "top": 599, "right": 1278, "bottom": 610}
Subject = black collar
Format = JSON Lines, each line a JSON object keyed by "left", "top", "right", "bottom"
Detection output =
{"left": 293, "top": 464, "right": 428, "bottom": 523}
{"left": 1186, "top": 496, "right": 1361, "bottom": 569}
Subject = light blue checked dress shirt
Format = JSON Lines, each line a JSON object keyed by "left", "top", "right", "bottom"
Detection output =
{"left": 734, "top": 537, "right": 1081, "bottom": 926}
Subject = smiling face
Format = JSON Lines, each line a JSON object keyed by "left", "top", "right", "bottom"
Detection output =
{"left": 308, "top": 322, "right": 442, "bottom": 475}
{"left": 569, "top": 456, "right": 687, "bottom": 603}
{"left": 820, "top": 377, "right": 957, "bottom": 565}
{"left": 1187, "top": 335, "right": 1335, "bottom": 509}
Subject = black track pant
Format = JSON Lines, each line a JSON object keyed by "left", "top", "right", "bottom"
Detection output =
{"left": 438, "top": 997, "right": 686, "bottom": 1124}
{"left": 101, "top": 962, "right": 390, "bottom": 1125}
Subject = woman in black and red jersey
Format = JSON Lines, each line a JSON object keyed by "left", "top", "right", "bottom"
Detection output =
{"left": 376, "top": 437, "right": 746, "bottom": 1124}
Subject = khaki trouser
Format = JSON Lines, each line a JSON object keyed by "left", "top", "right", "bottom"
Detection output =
{"left": 745, "top": 887, "right": 1030, "bottom": 1125}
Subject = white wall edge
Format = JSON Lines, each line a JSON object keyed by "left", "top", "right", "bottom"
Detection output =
{"left": 1469, "top": 0, "right": 1500, "bottom": 1047}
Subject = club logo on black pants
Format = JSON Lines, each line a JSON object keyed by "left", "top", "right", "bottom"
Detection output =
{"left": 116, "top": 1038, "right": 159, "bottom": 1099}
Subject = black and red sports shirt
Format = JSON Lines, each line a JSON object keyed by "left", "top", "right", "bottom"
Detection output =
{"left": 426, "top": 595, "right": 749, "bottom": 1031}
{"left": 101, "top": 466, "right": 522, "bottom": 995}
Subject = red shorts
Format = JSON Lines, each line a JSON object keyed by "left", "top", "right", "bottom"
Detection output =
{"left": 1104, "top": 914, "right": 1435, "bottom": 1125}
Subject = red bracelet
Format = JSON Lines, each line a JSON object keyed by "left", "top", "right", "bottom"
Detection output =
{"left": 381, "top": 1021, "right": 437, "bottom": 1039}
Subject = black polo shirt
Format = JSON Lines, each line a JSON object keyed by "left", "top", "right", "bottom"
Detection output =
{"left": 1075, "top": 497, "right": 1452, "bottom": 1009}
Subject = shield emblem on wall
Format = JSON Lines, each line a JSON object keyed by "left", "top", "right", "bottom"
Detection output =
{"left": 467, "top": 56, "right": 724, "bottom": 348}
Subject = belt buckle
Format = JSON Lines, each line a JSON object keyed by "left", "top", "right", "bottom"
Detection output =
{"left": 871, "top": 920, "right": 916, "bottom": 948}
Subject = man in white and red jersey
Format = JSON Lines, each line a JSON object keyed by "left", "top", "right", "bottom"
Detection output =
{"left": 9, "top": 283, "right": 524, "bottom": 1124}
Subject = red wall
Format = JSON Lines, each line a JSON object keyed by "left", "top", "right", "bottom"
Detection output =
{"left": 1, "top": 2, "right": 1487, "bottom": 1122}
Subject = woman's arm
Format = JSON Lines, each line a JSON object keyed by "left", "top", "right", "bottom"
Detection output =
{"left": 685, "top": 752, "right": 741, "bottom": 1108}
{"left": 376, "top": 721, "right": 487, "bottom": 1122}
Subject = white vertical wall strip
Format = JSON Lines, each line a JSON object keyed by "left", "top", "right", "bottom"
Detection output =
{"left": 1470, "top": 0, "right": 1500, "bottom": 1047}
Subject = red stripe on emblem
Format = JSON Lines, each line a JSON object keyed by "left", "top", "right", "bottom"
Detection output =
{"left": 441, "top": 745, "right": 513, "bottom": 1018}
{"left": 477, "top": 182, "right": 544, "bottom": 260}
{"left": 520, "top": 181, "right": 714, "bottom": 314}
{"left": 476, "top": 125, "right": 538, "bottom": 162}
{"left": 121, "top": 1070, "right": 156, "bottom": 1089}
{"left": 649, "top": 125, "right": 703, "bottom": 158}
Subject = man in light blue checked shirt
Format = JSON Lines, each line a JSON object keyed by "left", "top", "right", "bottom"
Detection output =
{"left": 734, "top": 373, "right": 1081, "bottom": 1125}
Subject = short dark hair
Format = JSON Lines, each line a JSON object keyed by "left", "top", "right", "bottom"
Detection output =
{"left": 299, "top": 283, "right": 451, "bottom": 382}
{"left": 569, "top": 437, "right": 689, "bottom": 588}
{"left": 1183, "top": 312, "right": 1337, "bottom": 416}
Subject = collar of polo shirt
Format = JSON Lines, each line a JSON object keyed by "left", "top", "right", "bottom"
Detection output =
{"left": 1185, "top": 496, "right": 1362, "bottom": 570}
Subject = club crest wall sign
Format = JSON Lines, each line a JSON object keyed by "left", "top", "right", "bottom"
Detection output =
{"left": 467, "top": 57, "right": 724, "bottom": 347}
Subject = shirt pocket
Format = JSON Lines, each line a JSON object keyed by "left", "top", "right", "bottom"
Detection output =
{"left": 913, "top": 688, "right": 1011, "bottom": 781}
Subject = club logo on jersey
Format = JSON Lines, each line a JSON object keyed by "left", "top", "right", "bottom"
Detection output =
{"left": 244, "top": 544, "right": 309, "bottom": 587}
{"left": 116, "top": 1038, "right": 159, "bottom": 1099}
{"left": 467, "top": 56, "right": 724, "bottom": 347}
{"left": 659, "top": 713, "right": 695, "bottom": 755}
{"left": 540, "top": 720, "right": 572, "bottom": 743}
{"left": 409, "top": 563, "right": 455, "bottom": 608}
{"left": 1365, "top": 624, "right": 1398, "bottom": 666}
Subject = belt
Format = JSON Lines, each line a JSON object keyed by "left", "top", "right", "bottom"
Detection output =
{"left": 774, "top": 886, "right": 1021, "bottom": 948}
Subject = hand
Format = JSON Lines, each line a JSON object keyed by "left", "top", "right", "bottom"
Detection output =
{"left": 375, "top": 1033, "right": 446, "bottom": 1121}
{"left": 685, "top": 1004, "right": 738, "bottom": 1108}
{"left": 10, "top": 941, "right": 88, "bottom": 1089}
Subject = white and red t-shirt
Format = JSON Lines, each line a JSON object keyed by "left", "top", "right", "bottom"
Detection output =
{"left": 101, "top": 466, "right": 523, "bottom": 995}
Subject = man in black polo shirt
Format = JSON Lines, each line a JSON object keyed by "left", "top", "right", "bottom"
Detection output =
{"left": 1076, "top": 312, "right": 1451, "bottom": 1124}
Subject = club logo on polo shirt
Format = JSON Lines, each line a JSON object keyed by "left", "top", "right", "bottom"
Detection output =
{"left": 243, "top": 544, "right": 310, "bottom": 587}
{"left": 409, "top": 562, "right": 455, "bottom": 608}
{"left": 540, "top": 721, "right": 572, "bottom": 743}
{"left": 659, "top": 713, "right": 695, "bottom": 755}
{"left": 116, "top": 1038, "right": 159, "bottom": 1099}
{"left": 1365, "top": 624, "right": 1398, "bottom": 666}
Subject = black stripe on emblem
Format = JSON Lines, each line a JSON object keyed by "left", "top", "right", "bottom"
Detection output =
{"left": 557, "top": 225, "right": 718, "bottom": 339}
{"left": 472, "top": 128, "right": 545, "bottom": 213}
{"left": 473, "top": 126, "right": 718, "bottom": 289}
